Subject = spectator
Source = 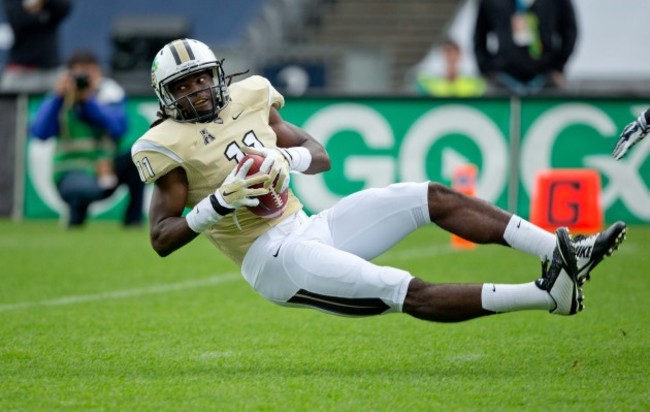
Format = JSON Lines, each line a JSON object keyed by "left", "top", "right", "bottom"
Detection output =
{"left": 30, "top": 49, "right": 144, "bottom": 227}
{"left": 415, "top": 39, "right": 486, "bottom": 97}
{"left": 0, "top": 0, "right": 72, "bottom": 93}
{"left": 473, "top": 0, "right": 577, "bottom": 96}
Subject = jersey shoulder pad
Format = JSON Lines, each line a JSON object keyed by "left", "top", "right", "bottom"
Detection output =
{"left": 231, "top": 75, "right": 284, "bottom": 110}
{"left": 131, "top": 133, "right": 184, "bottom": 184}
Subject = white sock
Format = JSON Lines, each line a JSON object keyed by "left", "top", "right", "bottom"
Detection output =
{"left": 503, "top": 215, "right": 556, "bottom": 262}
{"left": 481, "top": 282, "right": 554, "bottom": 313}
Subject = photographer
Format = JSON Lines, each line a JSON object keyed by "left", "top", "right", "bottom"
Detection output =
{"left": 30, "top": 50, "right": 143, "bottom": 227}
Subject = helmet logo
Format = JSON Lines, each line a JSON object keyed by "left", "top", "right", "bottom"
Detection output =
{"left": 151, "top": 58, "right": 159, "bottom": 86}
{"left": 169, "top": 39, "right": 196, "bottom": 65}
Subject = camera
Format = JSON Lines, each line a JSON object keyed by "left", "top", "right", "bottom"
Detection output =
{"left": 73, "top": 72, "right": 90, "bottom": 90}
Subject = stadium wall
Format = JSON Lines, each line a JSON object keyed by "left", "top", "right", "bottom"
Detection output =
{"left": 10, "top": 95, "right": 650, "bottom": 225}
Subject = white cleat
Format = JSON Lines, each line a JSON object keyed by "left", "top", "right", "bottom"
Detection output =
{"left": 536, "top": 227, "right": 583, "bottom": 315}
{"left": 573, "top": 221, "right": 627, "bottom": 285}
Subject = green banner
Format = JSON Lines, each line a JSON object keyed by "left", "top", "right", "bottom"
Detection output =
{"left": 23, "top": 96, "right": 650, "bottom": 224}
{"left": 280, "top": 98, "right": 512, "bottom": 213}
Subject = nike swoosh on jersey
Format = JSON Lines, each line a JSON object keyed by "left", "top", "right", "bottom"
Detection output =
{"left": 232, "top": 110, "right": 244, "bottom": 120}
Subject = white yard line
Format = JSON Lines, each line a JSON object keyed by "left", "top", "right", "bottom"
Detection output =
{"left": 0, "top": 244, "right": 464, "bottom": 313}
{"left": 0, "top": 273, "right": 240, "bottom": 313}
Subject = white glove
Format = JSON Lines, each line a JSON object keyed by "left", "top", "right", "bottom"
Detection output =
{"left": 243, "top": 146, "right": 291, "bottom": 193}
{"left": 185, "top": 159, "right": 271, "bottom": 233}
{"left": 612, "top": 111, "right": 649, "bottom": 160}
{"left": 216, "top": 158, "right": 272, "bottom": 209}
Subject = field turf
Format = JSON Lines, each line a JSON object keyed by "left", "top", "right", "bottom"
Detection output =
{"left": 0, "top": 219, "right": 648, "bottom": 411}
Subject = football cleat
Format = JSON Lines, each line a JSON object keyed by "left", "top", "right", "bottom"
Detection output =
{"left": 535, "top": 227, "right": 582, "bottom": 315}
{"left": 573, "top": 221, "right": 627, "bottom": 285}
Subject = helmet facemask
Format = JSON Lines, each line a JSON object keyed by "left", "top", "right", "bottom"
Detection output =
{"left": 151, "top": 39, "right": 230, "bottom": 123}
{"left": 161, "top": 66, "right": 229, "bottom": 123}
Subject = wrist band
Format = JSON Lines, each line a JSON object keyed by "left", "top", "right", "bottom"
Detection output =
{"left": 284, "top": 146, "right": 312, "bottom": 173}
{"left": 210, "top": 194, "right": 234, "bottom": 216}
{"left": 185, "top": 196, "right": 223, "bottom": 233}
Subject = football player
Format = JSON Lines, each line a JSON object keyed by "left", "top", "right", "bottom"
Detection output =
{"left": 132, "top": 38, "right": 627, "bottom": 322}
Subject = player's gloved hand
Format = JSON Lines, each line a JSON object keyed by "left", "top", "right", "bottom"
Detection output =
{"left": 612, "top": 111, "right": 649, "bottom": 160}
{"left": 185, "top": 159, "right": 271, "bottom": 233}
{"left": 215, "top": 158, "right": 271, "bottom": 209}
{"left": 243, "top": 146, "right": 291, "bottom": 193}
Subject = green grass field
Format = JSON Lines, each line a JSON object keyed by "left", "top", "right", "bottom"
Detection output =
{"left": 0, "top": 219, "right": 648, "bottom": 411}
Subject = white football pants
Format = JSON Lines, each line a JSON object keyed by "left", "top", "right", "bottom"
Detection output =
{"left": 241, "top": 182, "right": 431, "bottom": 316}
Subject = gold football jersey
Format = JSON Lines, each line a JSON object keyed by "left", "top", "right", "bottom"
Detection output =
{"left": 132, "top": 75, "right": 303, "bottom": 264}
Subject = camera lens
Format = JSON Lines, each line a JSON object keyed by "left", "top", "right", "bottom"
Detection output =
{"left": 74, "top": 72, "right": 90, "bottom": 90}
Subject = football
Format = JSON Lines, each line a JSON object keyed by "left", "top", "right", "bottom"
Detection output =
{"left": 236, "top": 153, "right": 289, "bottom": 218}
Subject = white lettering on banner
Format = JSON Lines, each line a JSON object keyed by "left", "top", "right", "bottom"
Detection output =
{"left": 584, "top": 137, "right": 650, "bottom": 219}
{"left": 294, "top": 102, "right": 650, "bottom": 220}
{"left": 441, "top": 148, "right": 471, "bottom": 181}
{"left": 521, "top": 104, "right": 615, "bottom": 194}
{"left": 293, "top": 103, "right": 395, "bottom": 212}
{"left": 400, "top": 105, "right": 507, "bottom": 202}
{"left": 346, "top": 158, "right": 395, "bottom": 188}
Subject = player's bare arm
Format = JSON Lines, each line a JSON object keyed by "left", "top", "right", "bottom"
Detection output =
{"left": 149, "top": 167, "right": 199, "bottom": 257}
{"left": 269, "top": 106, "right": 331, "bottom": 174}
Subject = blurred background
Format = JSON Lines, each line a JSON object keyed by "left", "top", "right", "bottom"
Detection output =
{"left": 1, "top": 0, "right": 648, "bottom": 96}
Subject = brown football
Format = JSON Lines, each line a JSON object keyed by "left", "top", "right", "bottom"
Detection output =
{"left": 236, "top": 153, "right": 288, "bottom": 218}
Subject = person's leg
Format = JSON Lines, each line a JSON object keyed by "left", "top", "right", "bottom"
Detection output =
{"left": 403, "top": 227, "right": 581, "bottom": 321}
{"left": 426, "top": 182, "right": 557, "bottom": 261}
{"left": 115, "top": 152, "right": 145, "bottom": 226}
{"left": 241, "top": 212, "right": 414, "bottom": 316}
{"left": 245, "top": 216, "right": 579, "bottom": 321}
{"left": 425, "top": 182, "right": 627, "bottom": 282}
{"left": 323, "top": 182, "right": 431, "bottom": 260}
{"left": 57, "top": 171, "right": 107, "bottom": 227}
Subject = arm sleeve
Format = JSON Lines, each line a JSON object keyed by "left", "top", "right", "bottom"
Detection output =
{"left": 29, "top": 95, "right": 64, "bottom": 140}
{"left": 79, "top": 97, "right": 128, "bottom": 140}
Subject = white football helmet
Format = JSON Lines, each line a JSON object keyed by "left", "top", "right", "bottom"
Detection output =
{"left": 151, "top": 38, "right": 229, "bottom": 122}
